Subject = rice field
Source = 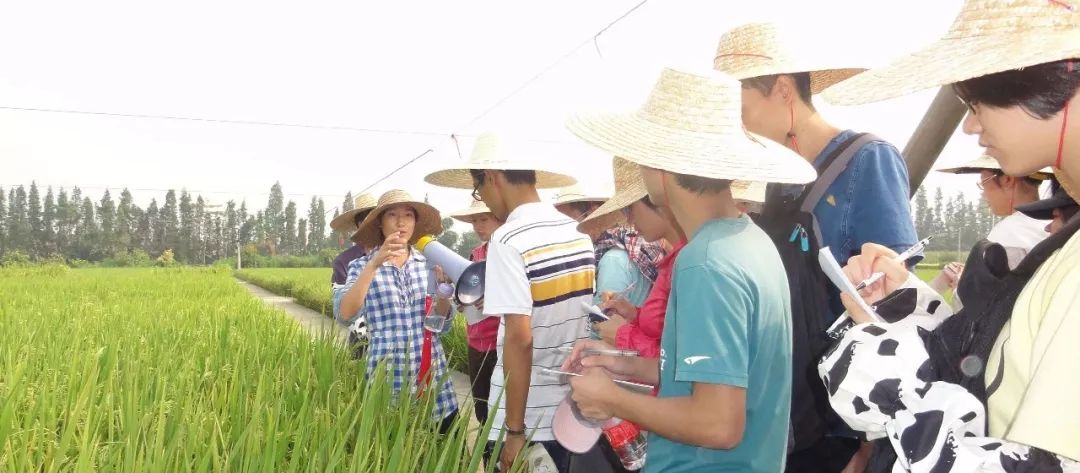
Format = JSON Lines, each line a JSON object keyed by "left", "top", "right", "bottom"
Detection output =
{"left": 0, "top": 267, "right": 493, "bottom": 472}
{"left": 233, "top": 268, "right": 470, "bottom": 372}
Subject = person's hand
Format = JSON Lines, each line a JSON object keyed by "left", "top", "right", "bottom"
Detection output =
{"left": 594, "top": 315, "right": 625, "bottom": 346}
{"left": 560, "top": 340, "right": 635, "bottom": 380}
{"left": 498, "top": 434, "right": 526, "bottom": 473}
{"left": 599, "top": 292, "right": 639, "bottom": 321}
{"left": 473, "top": 299, "right": 484, "bottom": 313}
{"left": 570, "top": 367, "right": 619, "bottom": 421}
{"left": 371, "top": 231, "right": 407, "bottom": 266}
{"left": 840, "top": 243, "right": 910, "bottom": 324}
{"left": 943, "top": 262, "right": 964, "bottom": 289}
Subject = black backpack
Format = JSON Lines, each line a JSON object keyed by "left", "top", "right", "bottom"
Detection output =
{"left": 757, "top": 132, "right": 880, "bottom": 453}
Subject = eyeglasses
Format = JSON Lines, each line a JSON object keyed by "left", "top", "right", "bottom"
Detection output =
{"left": 471, "top": 178, "right": 483, "bottom": 202}
{"left": 957, "top": 96, "right": 979, "bottom": 115}
{"left": 976, "top": 173, "right": 1000, "bottom": 191}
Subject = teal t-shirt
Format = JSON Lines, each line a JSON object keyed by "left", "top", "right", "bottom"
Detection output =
{"left": 595, "top": 248, "right": 652, "bottom": 307}
{"left": 646, "top": 215, "right": 793, "bottom": 473}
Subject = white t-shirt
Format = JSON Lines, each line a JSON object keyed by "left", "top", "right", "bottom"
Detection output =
{"left": 987, "top": 212, "right": 1050, "bottom": 269}
{"left": 483, "top": 202, "right": 595, "bottom": 442}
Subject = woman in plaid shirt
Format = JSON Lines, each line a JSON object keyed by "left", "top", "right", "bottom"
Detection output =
{"left": 333, "top": 190, "right": 459, "bottom": 430}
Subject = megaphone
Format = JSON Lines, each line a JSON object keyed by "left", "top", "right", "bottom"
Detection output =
{"left": 415, "top": 235, "right": 486, "bottom": 306}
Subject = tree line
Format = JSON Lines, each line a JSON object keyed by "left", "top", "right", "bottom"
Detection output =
{"left": 911, "top": 185, "right": 998, "bottom": 257}
{"left": 0, "top": 182, "right": 485, "bottom": 266}
{"left": 0, "top": 182, "right": 336, "bottom": 265}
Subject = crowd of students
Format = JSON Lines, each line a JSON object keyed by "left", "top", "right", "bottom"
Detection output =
{"left": 325, "top": 1, "right": 1079, "bottom": 471}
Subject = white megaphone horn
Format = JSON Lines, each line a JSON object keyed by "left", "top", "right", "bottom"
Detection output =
{"left": 415, "top": 235, "right": 486, "bottom": 306}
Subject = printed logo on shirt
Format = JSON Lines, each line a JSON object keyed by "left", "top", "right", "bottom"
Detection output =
{"left": 684, "top": 355, "right": 711, "bottom": 366}
{"left": 826, "top": 195, "right": 837, "bottom": 206}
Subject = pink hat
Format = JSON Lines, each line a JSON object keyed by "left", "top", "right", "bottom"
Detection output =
{"left": 552, "top": 394, "right": 618, "bottom": 454}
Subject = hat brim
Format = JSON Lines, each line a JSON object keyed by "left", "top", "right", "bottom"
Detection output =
{"left": 725, "top": 66, "right": 866, "bottom": 95}
{"left": 353, "top": 200, "right": 443, "bottom": 247}
{"left": 330, "top": 207, "right": 375, "bottom": 233}
{"left": 424, "top": 167, "right": 577, "bottom": 190}
{"left": 552, "top": 397, "right": 603, "bottom": 454}
{"left": 577, "top": 180, "right": 646, "bottom": 236}
{"left": 823, "top": 30, "right": 1080, "bottom": 105}
{"left": 567, "top": 111, "right": 816, "bottom": 185}
{"left": 1016, "top": 195, "right": 1078, "bottom": 220}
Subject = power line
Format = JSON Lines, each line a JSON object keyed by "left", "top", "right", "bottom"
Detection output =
{"left": 0, "top": 105, "right": 452, "bottom": 137}
{"left": 343, "top": 0, "right": 651, "bottom": 206}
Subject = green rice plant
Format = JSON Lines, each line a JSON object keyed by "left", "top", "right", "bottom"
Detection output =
{"left": 234, "top": 268, "right": 470, "bottom": 372}
{"left": 0, "top": 267, "right": 504, "bottom": 472}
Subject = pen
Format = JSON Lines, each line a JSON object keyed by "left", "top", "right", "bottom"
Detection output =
{"left": 854, "top": 236, "right": 934, "bottom": 291}
{"left": 555, "top": 346, "right": 639, "bottom": 357}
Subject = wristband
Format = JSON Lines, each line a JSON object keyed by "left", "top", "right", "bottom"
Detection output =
{"left": 504, "top": 424, "right": 526, "bottom": 437}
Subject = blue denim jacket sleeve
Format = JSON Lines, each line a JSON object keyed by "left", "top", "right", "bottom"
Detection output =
{"left": 814, "top": 138, "right": 918, "bottom": 265}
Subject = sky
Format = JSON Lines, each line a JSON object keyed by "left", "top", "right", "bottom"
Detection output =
{"left": 0, "top": 0, "right": 987, "bottom": 231}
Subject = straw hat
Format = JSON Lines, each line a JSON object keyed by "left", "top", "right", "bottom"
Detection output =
{"left": 713, "top": 22, "right": 866, "bottom": 94}
{"left": 449, "top": 199, "right": 494, "bottom": 224}
{"left": 352, "top": 190, "right": 443, "bottom": 247}
{"left": 578, "top": 157, "right": 648, "bottom": 235}
{"left": 329, "top": 192, "right": 378, "bottom": 234}
{"left": 822, "top": 0, "right": 1080, "bottom": 105}
{"left": 937, "top": 155, "right": 1054, "bottom": 179}
{"left": 424, "top": 132, "right": 577, "bottom": 189}
{"left": 578, "top": 158, "right": 769, "bottom": 235}
{"left": 566, "top": 67, "right": 817, "bottom": 185}
{"left": 552, "top": 184, "right": 609, "bottom": 207}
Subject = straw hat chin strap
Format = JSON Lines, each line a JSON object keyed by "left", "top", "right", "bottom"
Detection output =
{"left": 787, "top": 99, "right": 802, "bottom": 156}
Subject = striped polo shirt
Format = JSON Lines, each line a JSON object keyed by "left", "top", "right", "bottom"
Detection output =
{"left": 483, "top": 202, "right": 595, "bottom": 442}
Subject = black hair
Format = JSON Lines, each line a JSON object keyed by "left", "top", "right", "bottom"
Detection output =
{"left": 636, "top": 195, "right": 657, "bottom": 209}
{"left": 470, "top": 169, "right": 537, "bottom": 186}
{"left": 673, "top": 173, "right": 733, "bottom": 194}
{"left": 740, "top": 72, "right": 814, "bottom": 109}
{"left": 561, "top": 201, "right": 601, "bottom": 216}
{"left": 953, "top": 59, "right": 1080, "bottom": 119}
{"left": 353, "top": 210, "right": 370, "bottom": 227}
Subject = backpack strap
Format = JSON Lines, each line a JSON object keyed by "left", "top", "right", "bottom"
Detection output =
{"left": 796, "top": 132, "right": 881, "bottom": 246}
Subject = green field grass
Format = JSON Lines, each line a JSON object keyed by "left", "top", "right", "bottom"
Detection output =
{"left": 234, "top": 268, "right": 470, "bottom": 373}
{"left": 0, "top": 267, "right": 492, "bottom": 472}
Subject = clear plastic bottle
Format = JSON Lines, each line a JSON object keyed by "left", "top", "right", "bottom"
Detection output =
{"left": 603, "top": 418, "right": 647, "bottom": 471}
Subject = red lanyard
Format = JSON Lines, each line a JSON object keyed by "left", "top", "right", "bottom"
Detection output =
{"left": 418, "top": 295, "right": 434, "bottom": 396}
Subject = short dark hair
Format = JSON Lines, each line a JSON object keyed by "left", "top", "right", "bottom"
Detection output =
{"left": 469, "top": 169, "right": 537, "bottom": 187}
{"left": 561, "top": 201, "right": 600, "bottom": 216}
{"left": 636, "top": 195, "right": 657, "bottom": 210}
{"left": 353, "top": 210, "right": 370, "bottom": 226}
{"left": 953, "top": 59, "right": 1080, "bottom": 120}
{"left": 673, "top": 173, "right": 732, "bottom": 194}
{"left": 740, "top": 72, "right": 814, "bottom": 109}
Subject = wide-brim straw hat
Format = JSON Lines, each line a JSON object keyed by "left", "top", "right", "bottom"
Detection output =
{"left": 553, "top": 184, "right": 609, "bottom": 207}
{"left": 353, "top": 190, "right": 443, "bottom": 247}
{"left": 578, "top": 158, "right": 768, "bottom": 235}
{"left": 424, "top": 132, "right": 577, "bottom": 189}
{"left": 822, "top": 0, "right": 1080, "bottom": 105}
{"left": 449, "top": 199, "right": 494, "bottom": 224}
{"left": 713, "top": 22, "right": 867, "bottom": 94}
{"left": 937, "top": 155, "right": 1054, "bottom": 179}
{"left": 566, "top": 67, "right": 817, "bottom": 185}
{"left": 329, "top": 192, "right": 378, "bottom": 234}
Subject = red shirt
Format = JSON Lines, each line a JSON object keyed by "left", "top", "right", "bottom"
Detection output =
{"left": 466, "top": 243, "right": 500, "bottom": 352}
{"left": 615, "top": 240, "right": 685, "bottom": 358}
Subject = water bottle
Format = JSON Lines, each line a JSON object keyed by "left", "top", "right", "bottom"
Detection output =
{"left": 603, "top": 418, "right": 647, "bottom": 470}
{"left": 423, "top": 283, "right": 455, "bottom": 333}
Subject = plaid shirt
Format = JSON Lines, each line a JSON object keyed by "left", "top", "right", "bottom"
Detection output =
{"left": 332, "top": 247, "right": 457, "bottom": 421}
